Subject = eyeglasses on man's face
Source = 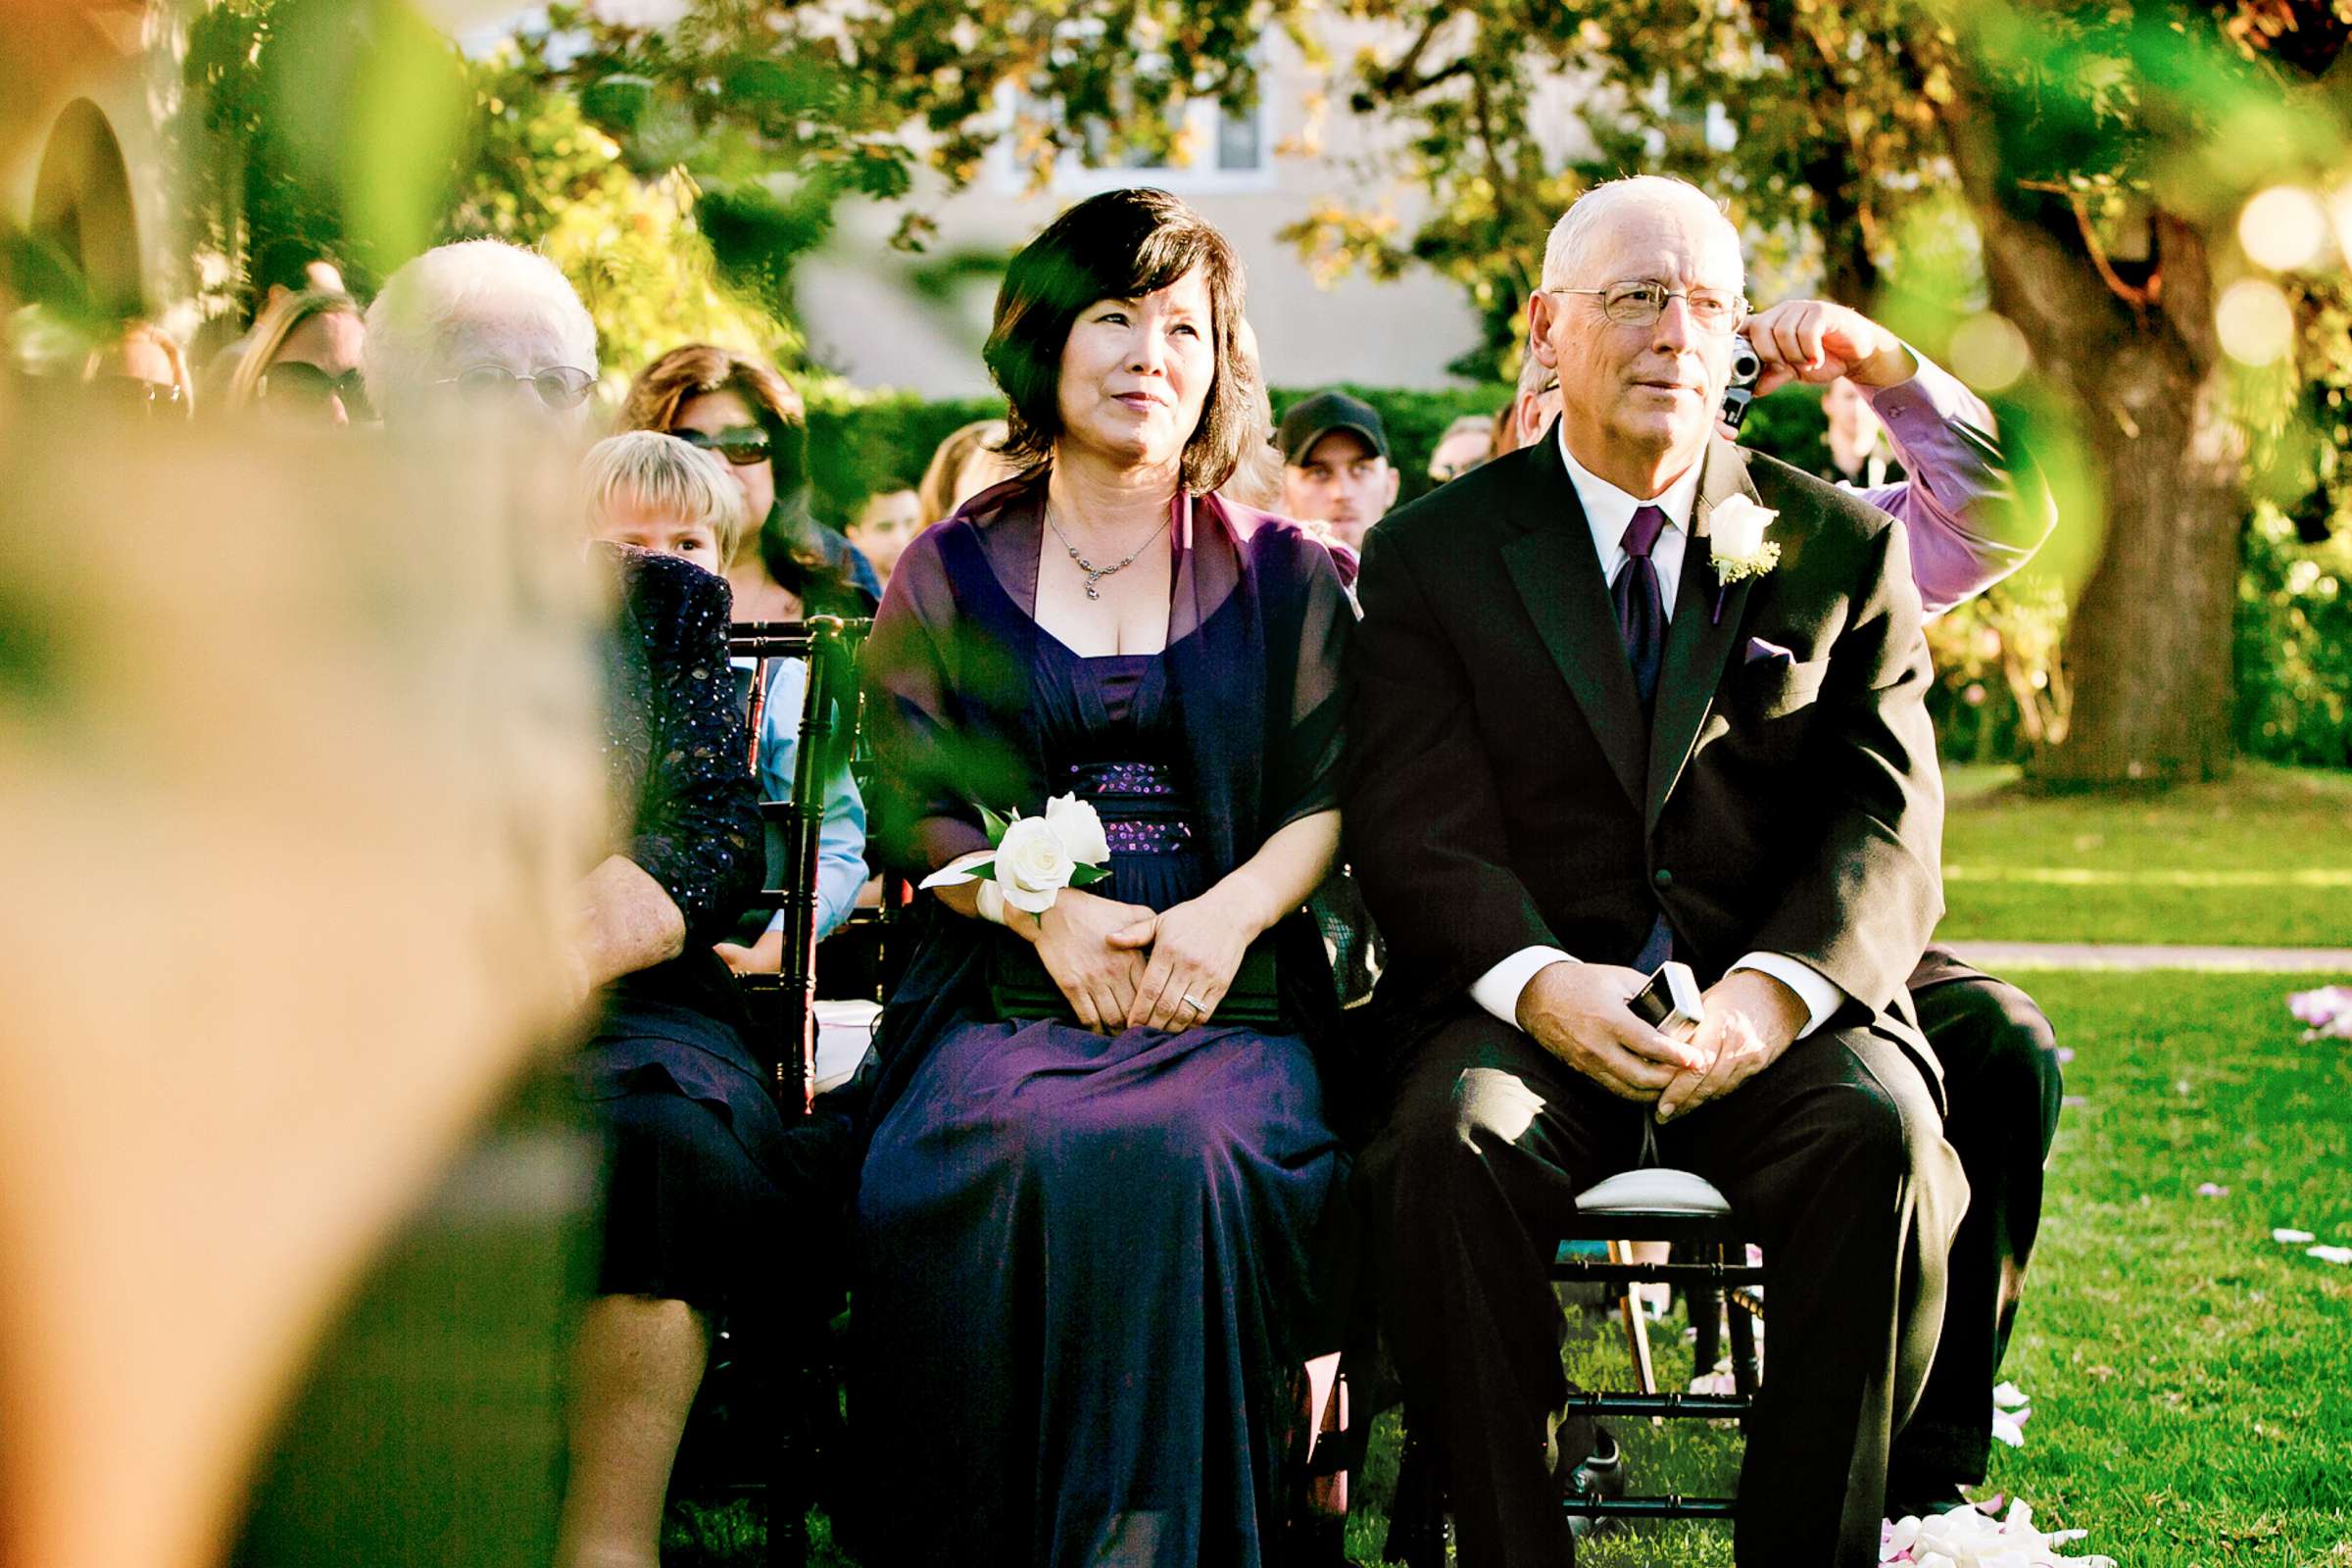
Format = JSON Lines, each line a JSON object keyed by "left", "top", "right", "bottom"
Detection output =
{"left": 674, "top": 424, "right": 773, "bottom": 466}
{"left": 432, "top": 364, "right": 597, "bottom": 412}
{"left": 1546, "top": 280, "right": 1747, "bottom": 334}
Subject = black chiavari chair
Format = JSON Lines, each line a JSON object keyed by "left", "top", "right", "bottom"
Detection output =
{"left": 1383, "top": 1172, "right": 1766, "bottom": 1565}
{"left": 671, "top": 616, "right": 872, "bottom": 1568}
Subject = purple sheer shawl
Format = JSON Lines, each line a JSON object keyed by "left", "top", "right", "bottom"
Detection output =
{"left": 857, "top": 469, "right": 1352, "bottom": 1115}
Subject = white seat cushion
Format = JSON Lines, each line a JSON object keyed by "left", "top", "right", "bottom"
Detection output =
{"left": 812, "top": 999, "right": 883, "bottom": 1095}
{"left": 1573, "top": 1167, "right": 1733, "bottom": 1216}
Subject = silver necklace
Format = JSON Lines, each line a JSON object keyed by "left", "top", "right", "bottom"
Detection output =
{"left": 1046, "top": 506, "right": 1170, "bottom": 600}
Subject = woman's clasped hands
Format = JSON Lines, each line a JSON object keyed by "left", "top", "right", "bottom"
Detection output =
{"left": 1022, "top": 886, "right": 1255, "bottom": 1035}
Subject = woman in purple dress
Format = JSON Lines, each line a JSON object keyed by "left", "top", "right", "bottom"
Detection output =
{"left": 851, "top": 188, "right": 1353, "bottom": 1567}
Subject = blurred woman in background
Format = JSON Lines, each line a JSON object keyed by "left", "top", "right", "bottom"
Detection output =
{"left": 619, "top": 345, "right": 878, "bottom": 622}
{"left": 83, "top": 320, "right": 195, "bottom": 418}
{"left": 913, "top": 415, "right": 1018, "bottom": 525}
{"left": 218, "top": 290, "right": 369, "bottom": 425}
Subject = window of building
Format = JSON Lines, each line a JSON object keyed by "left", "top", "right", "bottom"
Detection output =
{"left": 989, "top": 75, "right": 1278, "bottom": 196}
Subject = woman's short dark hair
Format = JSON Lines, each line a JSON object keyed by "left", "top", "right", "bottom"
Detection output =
{"left": 984, "top": 187, "right": 1257, "bottom": 496}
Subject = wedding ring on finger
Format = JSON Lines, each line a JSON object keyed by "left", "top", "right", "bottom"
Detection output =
{"left": 1182, "top": 993, "right": 1207, "bottom": 1015}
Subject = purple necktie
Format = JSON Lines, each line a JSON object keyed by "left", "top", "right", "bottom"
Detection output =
{"left": 1612, "top": 504, "right": 1670, "bottom": 712}
{"left": 1614, "top": 505, "right": 1677, "bottom": 972}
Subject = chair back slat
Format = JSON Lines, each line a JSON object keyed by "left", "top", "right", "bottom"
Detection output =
{"left": 727, "top": 615, "right": 873, "bottom": 1117}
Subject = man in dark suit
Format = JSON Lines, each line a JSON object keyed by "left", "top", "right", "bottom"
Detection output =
{"left": 1345, "top": 175, "right": 1970, "bottom": 1567}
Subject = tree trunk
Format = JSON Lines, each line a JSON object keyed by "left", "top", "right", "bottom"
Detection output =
{"left": 2033, "top": 323, "right": 2243, "bottom": 783}
{"left": 1939, "top": 114, "right": 2244, "bottom": 783}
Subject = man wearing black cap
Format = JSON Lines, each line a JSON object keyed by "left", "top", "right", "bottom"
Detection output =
{"left": 1279, "top": 390, "right": 1402, "bottom": 555}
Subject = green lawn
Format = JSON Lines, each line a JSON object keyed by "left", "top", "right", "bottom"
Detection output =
{"left": 681, "top": 970, "right": 2352, "bottom": 1568}
{"left": 1939, "top": 763, "right": 2352, "bottom": 948}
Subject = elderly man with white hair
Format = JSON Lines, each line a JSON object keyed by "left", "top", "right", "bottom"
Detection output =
{"left": 362, "top": 237, "right": 599, "bottom": 427}
{"left": 363, "top": 240, "right": 798, "bottom": 1568}
{"left": 1346, "top": 175, "right": 1970, "bottom": 1566}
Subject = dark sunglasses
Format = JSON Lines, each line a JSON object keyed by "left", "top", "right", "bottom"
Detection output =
{"left": 675, "top": 424, "right": 772, "bottom": 466}
{"left": 431, "top": 364, "right": 597, "bottom": 412}
{"left": 261, "top": 361, "right": 373, "bottom": 418}
{"left": 91, "top": 375, "right": 185, "bottom": 416}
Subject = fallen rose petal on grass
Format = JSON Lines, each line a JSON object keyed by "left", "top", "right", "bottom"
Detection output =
{"left": 2308, "top": 1245, "right": 2352, "bottom": 1265}
{"left": 2275, "top": 1227, "right": 2318, "bottom": 1243}
{"left": 2286, "top": 985, "right": 2352, "bottom": 1041}
{"left": 1880, "top": 1497, "right": 2116, "bottom": 1567}
{"left": 2196, "top": 1183, "right": 2230, "bottom": 1197}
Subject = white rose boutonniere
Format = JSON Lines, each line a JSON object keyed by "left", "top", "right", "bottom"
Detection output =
{"left": 1707, "top": 495, "right": 1782, "bottom": 587}
{"left": 917, "top": 793, "right": 1114, "bottom": 916}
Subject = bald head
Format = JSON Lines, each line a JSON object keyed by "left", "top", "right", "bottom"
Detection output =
{"left": 1541, "top": 176, "right": 1743, "bottom": 294}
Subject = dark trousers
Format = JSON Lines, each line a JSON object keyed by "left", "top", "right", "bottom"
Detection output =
{"left": 1357, "top": 1008, "right": 1967, "bottom": 1568}
{"left": 1889, "top": 951, "right": 2064, "bottom": 1489}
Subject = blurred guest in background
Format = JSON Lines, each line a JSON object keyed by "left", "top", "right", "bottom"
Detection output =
{"left": 845, "top": 479, "right": 922, "bottom": 588}
{"left": 369, "top": 242, "right": 816, "bottom": 1568}
{"left": 84, "top": 320, "right": 194, "bottom": 419}
{"left": 1823, "top": 373, "right": 1895, "bottom": 487}
{"left": 1733, "top": 294, "right": 2062, "bottom": 1519}
{"left": 218, "top": 290, "right": 369, "bottom": 425}
{"left": 1493, "top": 351, "right": 1562, "bottom": 458}
{"left": 619, "top": 345, "right": 879, "bottom": 622}
{"left": 205, "top": 237, "right": 350, "bottom": 386}
{"left": 914, "top": 416, "right": 1020, "bottom": 524}
{"left": 1426, "top": 411, "right": 1494, "bottom": 483}
{"left": 1218, "top": 318, "right": 1293, "bottom": 515}
{"left": 1278, "top": 389, "right": 1398, "bottom": 555}
{"left": 362, "top": 241, "right": 595, "bottom": 435}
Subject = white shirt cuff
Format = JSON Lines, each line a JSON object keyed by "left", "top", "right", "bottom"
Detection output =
{"left": 1729, "top": 952, "right": 1845, "bottom": 1038}
{"left": 1472, "top": 946, "right": 1576, "bottom": 1028}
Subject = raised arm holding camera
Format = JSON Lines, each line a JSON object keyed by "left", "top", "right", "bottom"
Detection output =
{"left": 1728, "top": 297, "right": 2070, "bottom": 1517}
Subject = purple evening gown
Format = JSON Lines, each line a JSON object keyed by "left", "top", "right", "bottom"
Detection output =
{"left": 852, "top": 629, "right": 1344, "bottom": 1568}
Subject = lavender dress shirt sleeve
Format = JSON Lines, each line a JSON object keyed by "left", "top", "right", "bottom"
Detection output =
{"left": 1855, "top": 351, "right": 2057, "bottom": 614}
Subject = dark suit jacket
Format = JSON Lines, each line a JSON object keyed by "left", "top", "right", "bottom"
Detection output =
{"left": 1344, "top": 426, "right": 1944, "bottom": 1090}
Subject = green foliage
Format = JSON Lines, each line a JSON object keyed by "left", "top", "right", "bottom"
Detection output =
{"left": 1923, "top": 577, "right": 2073, "bottom": 766}
{"left": 177, "top": 0, "right": 471, "bottom": 298}
{"left": 2236, "top": 504, "right": 2352, "bottom": 768}
{"left": 446, "top": 42, "right": 799, "bottom": 389}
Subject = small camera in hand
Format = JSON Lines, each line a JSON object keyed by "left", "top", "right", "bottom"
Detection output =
{"left": 1721, "top": 333, "right": 1762, "bottom": 431}
{"left": 1626, "top": 960, "right": 1704, "bottom": 1042}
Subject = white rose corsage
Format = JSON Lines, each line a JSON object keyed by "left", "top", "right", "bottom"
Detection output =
{"left": 1707, "top": 495, "right": 1782, "bottom": 586}
{"left": 918, "top": 794, "right": 1113, "bottom": 921}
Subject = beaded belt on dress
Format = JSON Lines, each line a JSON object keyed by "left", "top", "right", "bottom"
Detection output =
{"left": 1064, "top": 760, "right": 1194, "bottom": 855}
{"left": 1065, "top": 760, "right": 1182, "bottom": 798}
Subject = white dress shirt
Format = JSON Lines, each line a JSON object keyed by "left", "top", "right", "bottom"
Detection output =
{"left": 1468, "top": 431, "right": 1846, "bottom": 1039}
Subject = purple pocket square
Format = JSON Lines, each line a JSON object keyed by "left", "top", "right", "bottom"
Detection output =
{"left": 1743, "top": 637, "right": 1794, "bottom": 666}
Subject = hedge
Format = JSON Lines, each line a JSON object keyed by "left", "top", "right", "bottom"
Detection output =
{"left": 805, "top": 381, "right": 1833, "bottom": 523}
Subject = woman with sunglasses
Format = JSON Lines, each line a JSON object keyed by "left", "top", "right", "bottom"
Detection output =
{"left": 217, "top": 289, "right": 370, "bottom": 424}
{"left": 617, "top": 345, "right": 880, "bottom": 624}
{"left": 81, "top": 320, "right": 195, "bottom": 418}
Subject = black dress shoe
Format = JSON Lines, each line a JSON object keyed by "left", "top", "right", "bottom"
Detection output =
{"left": 1561, "top": 1426, "right": 1627, "bottom": 1540}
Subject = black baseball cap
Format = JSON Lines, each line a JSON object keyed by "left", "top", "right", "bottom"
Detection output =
{"left": 1278, "top": 390, "right": 1391, "bottom": 466}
